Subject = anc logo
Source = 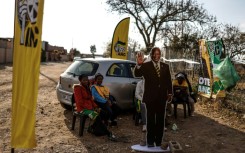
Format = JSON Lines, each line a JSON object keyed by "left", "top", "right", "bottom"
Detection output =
{"left": 114, "top": 38, "right": 126, "bottom": 56}
{"left": 17, "top": 0, "right": 40, "bottom": 47}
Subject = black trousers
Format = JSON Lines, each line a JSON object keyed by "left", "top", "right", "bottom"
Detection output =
{"left": 145, "top": 100, "right": 166, "bottom": 145}
{"left": 95, "top": 102, "right": 119, "bottom": 122}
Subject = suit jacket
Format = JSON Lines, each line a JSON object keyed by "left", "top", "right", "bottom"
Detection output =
{"left": 134, "top": 61, "right": 173, "bottom": 104}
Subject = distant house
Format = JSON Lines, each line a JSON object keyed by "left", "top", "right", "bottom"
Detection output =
{"left": 0, "top": 38, "right": 13, "bottom": 64}
{"left": 42, "top": 41, "right": 68, "bottom": 62}
{"left": 0, "top": 37, "right": 105, "bottom": 63}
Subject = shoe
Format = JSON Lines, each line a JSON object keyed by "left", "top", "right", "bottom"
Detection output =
{"left": 108, "top": 133, "right": 117, "bottom": 141}
{"left": 140, "top": 140, "right": 146, "bottom": 146}
{"left": 161, "top": 142, "right": 169, "bottom": 150}
{"left": 142, "top": 125, "right": 146, "bottom": 132}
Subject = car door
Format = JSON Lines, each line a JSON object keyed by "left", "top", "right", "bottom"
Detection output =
{"left": 127, "top": 62, "right": 142, "bottom": 101}
{"left": 103, "top": 62, "right": 134, "bottom": 109}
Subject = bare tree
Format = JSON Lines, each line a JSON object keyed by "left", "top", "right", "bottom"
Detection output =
{"left": 200, "top": 23, "right": 245, "bottom": 60}
{"left": 71, "top": 48, "right": 81, "bottom": 57}
{"left": 103, "top": 42, "right": 112, "bottom": 57}
{"left": 159, "top": 19, "right": 205, "bottom": 62}
{"left": 199, "top": 22, "right": 222, "bottom": 40}
{"left": 220, "top": 24, "right": 245, "bottom": 59}
{"left": 106, "top": 0, "right": 215, "bottom": 53}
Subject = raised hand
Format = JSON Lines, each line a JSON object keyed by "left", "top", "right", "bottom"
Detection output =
{"left": 136, "top": 51, "right": 144, "bottom": 65}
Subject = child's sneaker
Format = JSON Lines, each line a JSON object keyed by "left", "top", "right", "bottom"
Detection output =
{"left": 108, "top": 133, "right": 117, "bottom": 141}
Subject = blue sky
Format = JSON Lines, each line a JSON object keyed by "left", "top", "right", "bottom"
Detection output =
{"left": 0, "top": 0, "right": 245, "bottom": 54}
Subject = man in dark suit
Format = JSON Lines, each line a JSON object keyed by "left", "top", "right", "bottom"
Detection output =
{"left": 134, "top": 47, "right": 173, "bottom": 147}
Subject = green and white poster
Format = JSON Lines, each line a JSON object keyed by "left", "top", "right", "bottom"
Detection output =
{"left": 206, "top": 39, "right": 226, "bottom": 98}
{"left": 198, "top": 39, "right": 226, "bottom": 98}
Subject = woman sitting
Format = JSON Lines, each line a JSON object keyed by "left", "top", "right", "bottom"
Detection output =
{"left": 73, "top": 74, "right": 116, "bottom": 140}
{"left": 91, "top": 73, "right": 120, "bottom": 126}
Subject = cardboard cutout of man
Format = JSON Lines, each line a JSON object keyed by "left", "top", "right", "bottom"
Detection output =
{"left": 134, "top": 47, "right": 173, "bottom": 147}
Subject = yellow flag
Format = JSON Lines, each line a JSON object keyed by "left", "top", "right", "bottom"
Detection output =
{"left": 111, "top": 17, "right": 130, "bottom": 60}
{"left": 11, "top": 0, "right": 44, "bottom": 148}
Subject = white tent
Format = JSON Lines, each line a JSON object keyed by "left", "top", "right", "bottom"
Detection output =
{"left": 162, "top": 58, "right": 200, "bottom": 64}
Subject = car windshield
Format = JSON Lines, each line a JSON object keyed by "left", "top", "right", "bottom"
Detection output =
{"left": 64, "top": 60, "right": 98, "bottom": 76}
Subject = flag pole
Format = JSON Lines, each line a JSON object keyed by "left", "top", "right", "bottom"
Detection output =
{"left": 11, "top": 1, "right": 17, "bottom": 152}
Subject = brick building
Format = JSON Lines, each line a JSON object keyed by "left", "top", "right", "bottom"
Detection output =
{"left": 0, "top": 38, "right": 13, "bottom": 64}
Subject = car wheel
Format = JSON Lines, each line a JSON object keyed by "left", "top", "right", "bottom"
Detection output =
{"left": 60, "top": 103, "right": 72, "bottom": 110}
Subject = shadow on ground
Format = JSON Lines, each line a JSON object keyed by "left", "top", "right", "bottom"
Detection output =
{"left": 62, "top": 107, "right": 245, "bottom": 153}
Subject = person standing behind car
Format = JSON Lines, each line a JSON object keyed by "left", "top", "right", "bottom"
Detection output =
{"left": 135, "top": 79, "right": 147, "bottom": 132}
{"left": 134, "top": 47, "right": 173, "bottom": 147}
{"left": 135, "top": 79, "right": 148, "bottom": 146}
{"left": 91, "top": 73, "right": 119, "bottom": 126}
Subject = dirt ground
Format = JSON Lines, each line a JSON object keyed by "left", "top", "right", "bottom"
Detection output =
{"left": 0, "top": 62, "right": 244, "bottom": 153}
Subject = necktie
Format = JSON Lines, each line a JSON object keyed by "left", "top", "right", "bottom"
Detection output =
{"left": 155, "top": 64, "right": 160, "bottom": 77}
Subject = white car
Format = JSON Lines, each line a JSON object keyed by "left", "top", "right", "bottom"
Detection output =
{"left": 56, "top": 58, "right": 141, "bottom": 110}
